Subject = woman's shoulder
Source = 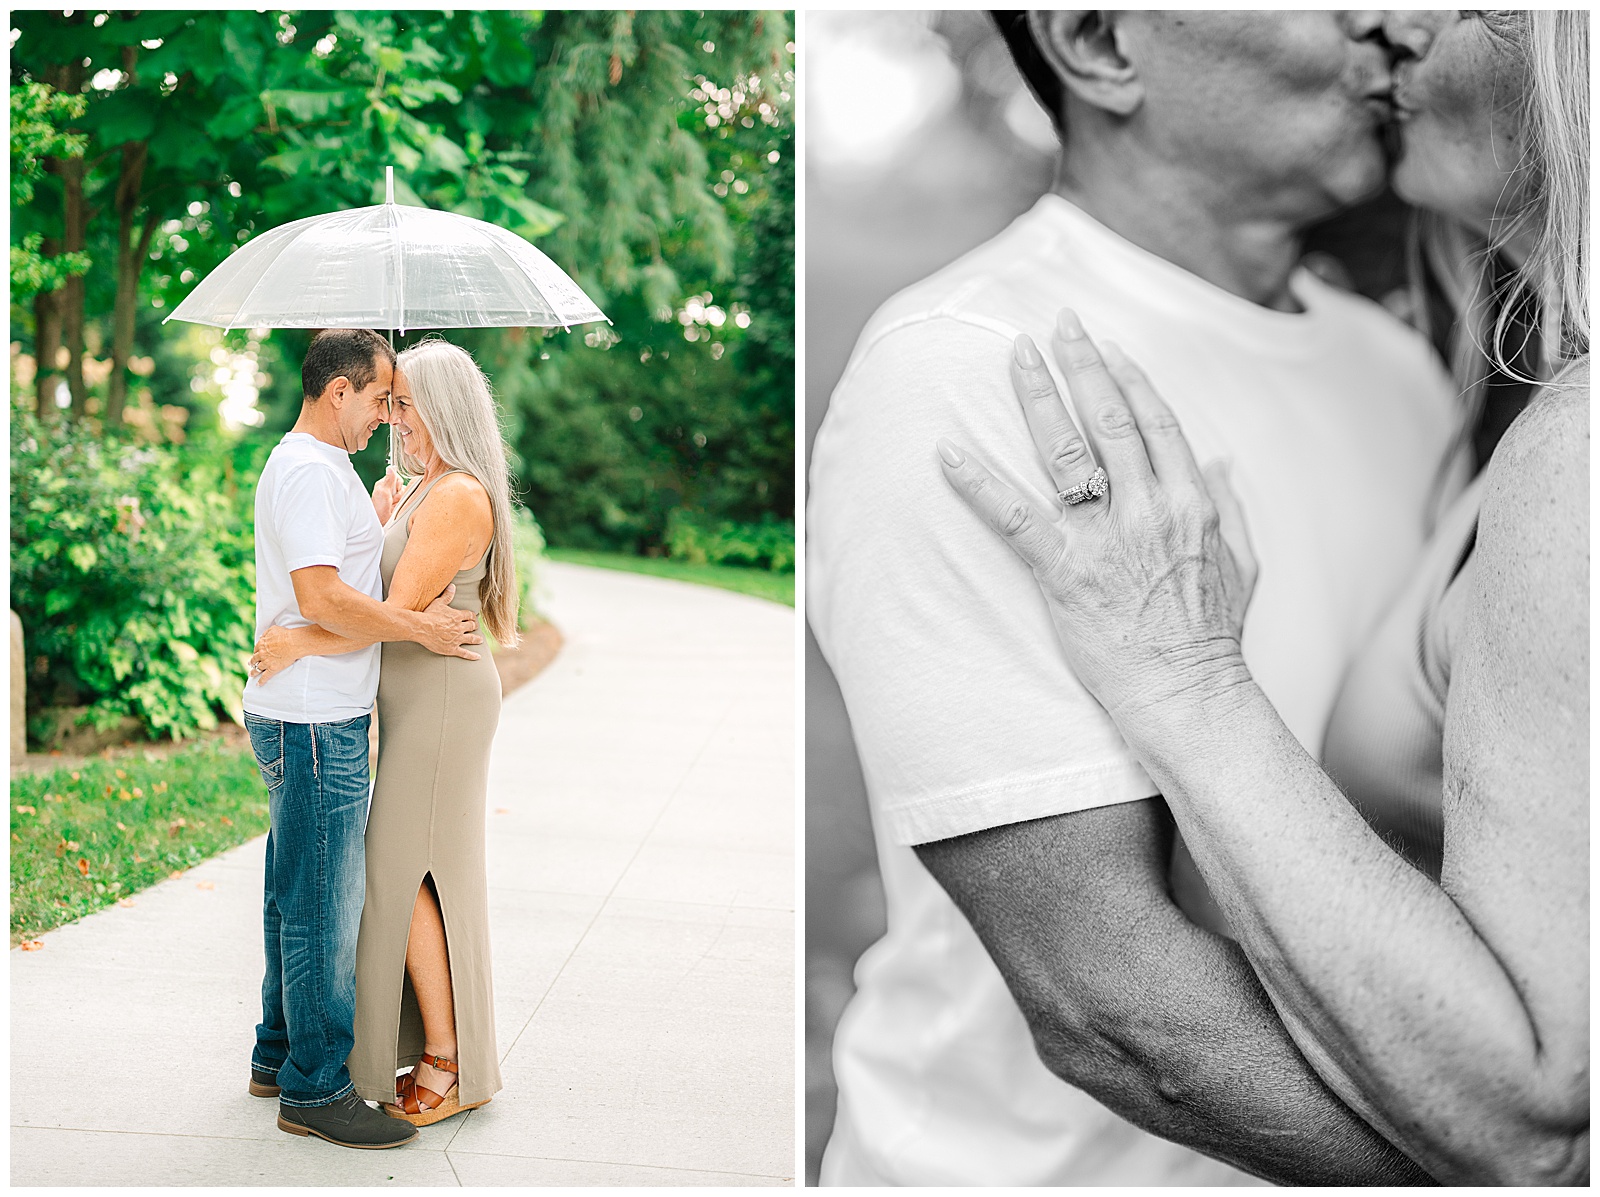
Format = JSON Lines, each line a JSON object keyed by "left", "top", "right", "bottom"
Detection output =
{"left": 1472, "top": 354, "right": 1587, "bottom": 627}
{"left": 1486, "top": 356, "right": 1588, "bottom": 498}
{"left": 409, "top": 469, "right": 492, "bottom": 530}
{"left": 431, "top": 469, "right": 491, "bottom": 504}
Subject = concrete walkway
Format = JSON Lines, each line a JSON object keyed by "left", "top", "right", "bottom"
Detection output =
{"left": 11, "top": 563, "right": 796, "bottom": 1186}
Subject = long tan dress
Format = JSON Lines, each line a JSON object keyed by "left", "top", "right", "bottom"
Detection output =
{"left": 349, "top": 470, "right": 504, "bottom": 1108}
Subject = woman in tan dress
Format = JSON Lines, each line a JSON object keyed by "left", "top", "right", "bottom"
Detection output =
{"left": 253, "top": 338, "right": 519, "bottom": 1126}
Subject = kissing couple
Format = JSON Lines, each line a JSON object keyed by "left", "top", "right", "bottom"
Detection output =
{"left": 811, "top": 10, "right": 1587, "bottom": 1186}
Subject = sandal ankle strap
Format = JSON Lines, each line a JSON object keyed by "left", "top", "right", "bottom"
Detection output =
{"left": 421, "top": 1053, "right": 459, "bottom": 1073}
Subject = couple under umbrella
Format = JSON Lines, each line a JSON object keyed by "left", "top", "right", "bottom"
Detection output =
{"left": 170, "top": 169, "right": 606, "bottom": 1148}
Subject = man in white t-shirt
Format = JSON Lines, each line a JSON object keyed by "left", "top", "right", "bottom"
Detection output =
{"left": 808, "top": 12, "right": 1456, "bottom": 1185}
{"left": 241, "top": 328, "right": 481, "bottom": 1150}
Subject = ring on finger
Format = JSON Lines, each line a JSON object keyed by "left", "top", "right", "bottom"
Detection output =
{"left": 1058, "top": 466, "right": 1110, "bottom": 507}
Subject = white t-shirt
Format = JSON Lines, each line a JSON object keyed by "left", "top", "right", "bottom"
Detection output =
{"left": 807, "top": 195, "right": 1458, "bottom": 1185}
{"left": 242, "top": 432, "right": 384, "bottom": 723}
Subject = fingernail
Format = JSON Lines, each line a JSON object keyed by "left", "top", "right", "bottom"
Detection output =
{"left": 937, "top": 438, "right": 965, "bottom": 467}
{"left": 1013, "top": 334, "right": 1042, "bottom": 369}
{"left": 1056, "top": 308, "right": 1084, "bottom": 340}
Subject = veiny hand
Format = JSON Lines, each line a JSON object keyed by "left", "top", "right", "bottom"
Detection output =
{"left": 937, "top": 308, "right": 1259, "bottom": 726}
{"left": 250, "top": 625, "right": 298, "bottom": 686}
{"left": 418, "top": 584, "right": 484, "bottom": 660}
{"left": 372, "top": 467, "right": 403, "bottom": 525}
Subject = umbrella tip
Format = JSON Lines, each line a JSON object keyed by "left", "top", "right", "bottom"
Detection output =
{"left": 385, "top": 166, "right": 394, "bottom": 205}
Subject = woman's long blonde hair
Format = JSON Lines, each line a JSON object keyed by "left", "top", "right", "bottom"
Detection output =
{"left": 1411, "top": 10, "right": 1589, "bottom": 511}
{"left": 395, "top": 339, "right": 520, "bottom": 647}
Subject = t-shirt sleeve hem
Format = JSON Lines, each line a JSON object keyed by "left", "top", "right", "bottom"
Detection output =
{"left": 881, "top": 757, "right": 1159, "bottom": 846}
{"left": 285, "top": 553, "right": 344, "bottom": 573}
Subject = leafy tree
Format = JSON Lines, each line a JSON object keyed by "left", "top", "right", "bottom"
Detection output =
{"left": 10, "top": 81, "right": 90, "bottom": 305}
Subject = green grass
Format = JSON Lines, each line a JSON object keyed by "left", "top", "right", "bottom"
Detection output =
{"left": 546, "top": 548, "right": 794, "bottom": 607}
{"left": 11, "top": 742, "right": 269, "bottom": 945}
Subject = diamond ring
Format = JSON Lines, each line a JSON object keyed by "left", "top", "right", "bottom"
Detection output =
{"left": 1058, "top": 467, "right": 1110, "bottom": 507}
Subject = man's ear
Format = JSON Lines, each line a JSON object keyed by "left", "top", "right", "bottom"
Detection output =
{"left": 1027, "top": 11, "right": 1143, "bottom": 118}
{"left": 323, "top": 376, "right": 351, "bottom": 408}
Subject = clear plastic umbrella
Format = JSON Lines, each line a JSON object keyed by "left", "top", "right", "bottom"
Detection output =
{"left": 166, "top": 168, "right": 608, "bottom": 475}
{"left": 167, "top": 169, "right": 607, "bottom": 333}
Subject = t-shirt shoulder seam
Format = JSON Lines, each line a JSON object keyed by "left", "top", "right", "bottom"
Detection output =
{"left": 840, "top": 295, "right": 1022, "bottom": 391}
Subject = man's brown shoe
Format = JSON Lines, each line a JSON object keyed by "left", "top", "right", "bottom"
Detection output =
{"left": 249, "top": 1066, "right": 281, "bottom": 1098}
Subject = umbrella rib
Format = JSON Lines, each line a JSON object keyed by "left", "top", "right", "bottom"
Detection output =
{"left": 476, "top": 222, "right": 572, "bottom": 330}
{"left": 218, "top": 229, "right": 311, "bottom": 330}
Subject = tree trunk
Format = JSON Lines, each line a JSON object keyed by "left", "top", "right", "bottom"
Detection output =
{"left": 56, "top": 60, "right": 89, "bottom": 420}
{"left": 108, "top": 139, "right": 151, "bottom": 428}
{"left": 33, "top": 251, "right": 63, "bottom": 418}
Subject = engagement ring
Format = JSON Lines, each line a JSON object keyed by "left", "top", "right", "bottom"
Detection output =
{"left": 1059, "top": 467, "right": 1110, "bottom": 506}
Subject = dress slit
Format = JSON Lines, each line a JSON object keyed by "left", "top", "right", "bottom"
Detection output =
{"left": 391, "top": 870, "right": 469, "bottom": 1094}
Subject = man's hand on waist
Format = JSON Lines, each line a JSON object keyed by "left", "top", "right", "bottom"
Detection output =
{"left": 414, "top": 585, "right": 483, "bottom": 659}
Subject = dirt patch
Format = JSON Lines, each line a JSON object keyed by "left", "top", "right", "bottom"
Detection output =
{"left": 12, "top": 722, "right": 251, "bottom": 778}
{"left": 494, "top": 618, "right": 564, "bottom": 697}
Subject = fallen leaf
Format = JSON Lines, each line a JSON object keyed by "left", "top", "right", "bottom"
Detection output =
{"left": 14, "top": 805, "right": 35, "bottom": 815}
{"left": 131, "top": 787, "right": 143, "bottom": 798}
{"left": 115, "top": 769, "right": 126, "bottom": 779}
{"left": 54, "top": 839, "right": 67, "bottom": 856}
{"left": 155, "top": 781, "right": 168, "bottom": 794}
{"left": 220, "top": 815, "right": 233, "bottom": 826}
{"left": 19, "top": 940, "right": 43, "bottom": 951}
{"left": 196, "top": 880, "right": 215, "bottom": 891}
{"left": 70, "top": 771, "right": 80, "bottom": 781}
{"left": 66, "top": 840, "right": 80, "bottom": 851}
{"left": 495, "top": 808, "right": 509, "bottom": 815}
{"left": 169, "top": 870, "right": 184, "bottom": 879}
{"left": 77, "top": 858, "right": 90, "bottom": 876}
{"left": 132, "top": 853, "right": 143, "bottom": 863}
{"left": 116, "top": 821, "right": 127, "bottom": 831}
{"left": 11, "top": 833, "right": 19, "bottom": 843}
{"left": 103, "top": 785, "right": 113, "bottom": 797}
{"left": 116, "top": 898, "right": 136, "bottom": 908}
{"left": 119, "top": 789, "right": 132, "bottom": 801}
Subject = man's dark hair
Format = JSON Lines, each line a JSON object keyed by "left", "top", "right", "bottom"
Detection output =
{"left": 991, "top": 12, "right": 1065, "bottom": 135}
{"left": 301, "top": 328, "right": 396, "bottom": 400}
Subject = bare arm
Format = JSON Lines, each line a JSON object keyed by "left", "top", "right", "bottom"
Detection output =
{"left": 916, "top": 800, "right": 1435, "bottom": 1186}
{"left": 1115, "top": 387, "right": 1588, "bottom": 1184}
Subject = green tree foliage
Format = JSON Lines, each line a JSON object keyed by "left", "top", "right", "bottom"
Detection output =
{"left": 12, "top": 10, "right": 793, "bottom": 533}
{"left": 10, "top": 80, "right": 91, "bottom": 304}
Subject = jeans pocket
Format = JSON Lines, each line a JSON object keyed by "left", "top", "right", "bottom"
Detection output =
{"left": 244, "top": 714, "right": 285, "bottom": 792}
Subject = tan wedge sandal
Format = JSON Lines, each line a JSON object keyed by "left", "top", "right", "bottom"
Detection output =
{"left": 383, "top": 1054, "right": 490, "bottom": 1127}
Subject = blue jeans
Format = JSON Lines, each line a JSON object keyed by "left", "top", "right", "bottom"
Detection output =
{"left": 244, "top": 712, "right": 371, "bottom": 1107}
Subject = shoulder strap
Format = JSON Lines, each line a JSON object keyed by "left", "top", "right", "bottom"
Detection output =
{"left": 390, "top": 468, "right": 468, "bottom": 526}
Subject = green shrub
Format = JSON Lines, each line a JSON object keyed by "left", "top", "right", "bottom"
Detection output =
{"left": 665, "top": 509, "right": 794, "bottom": 572}
{"left": 510, "top": 502, "right": 549, "bottom": 628}
{"left": 10, "top": 404, "right": 262, "bottom": 742}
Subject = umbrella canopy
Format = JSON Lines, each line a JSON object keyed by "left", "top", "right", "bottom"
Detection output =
{"left": 165, "top": 170, "right": 607, "bottom": 333}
